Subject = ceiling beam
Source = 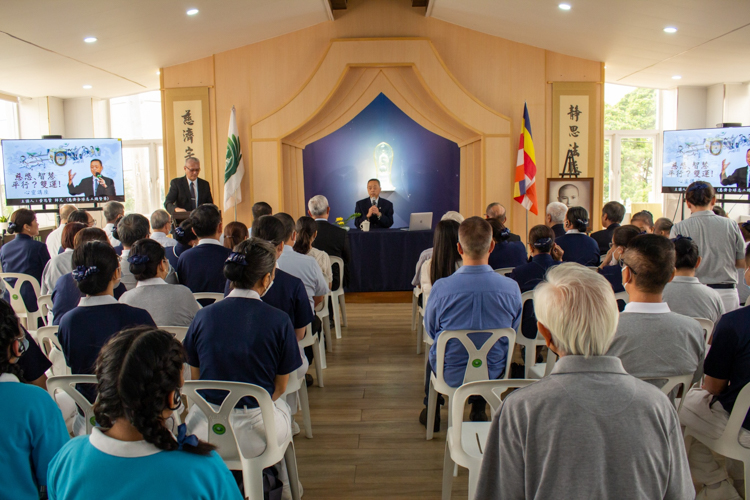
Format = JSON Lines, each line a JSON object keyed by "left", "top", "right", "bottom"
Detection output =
{"left": 329, "top": 0, "right": 347, "bottom": 10}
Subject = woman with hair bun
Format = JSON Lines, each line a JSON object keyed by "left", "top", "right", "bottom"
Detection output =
{"left": 119, "top": 239, "right": 200, "bottom": 326}
{"left": 165, "top": 218, "right": 198, "bottom": 271}
{"left": 294, "top": 216, "right": 332, "bottom": 289}
{"left": 41, "top": 222, "right": 87, "bottom": 295}
{"left": 58, "top": 241, "right": 155, "bottom": 435}
{"left": 0, "top": 300, "right": 69, "bottom": 499}
{"left": 486, "top": 217, "right": 527, "bottom": 270}
{"left": 185, "top": 238, "right": 302, "bottom": 496}
{"left": 554, "top": 206, "right": 600, "bottom": 266}
{"left": 222, "top": 221, "right": 248, "bottom": 250}
{"left": 0, "top": 208, "right": 51, "bottom": 320}
{"left": 47, "top": 326, "right": 242, "bottom": 500}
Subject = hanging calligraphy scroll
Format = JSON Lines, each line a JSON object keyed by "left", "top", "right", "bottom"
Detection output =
{"left": 552, "top": 83, "right": 599, "bottom": 179}
{"left": 163, "top": 87, "right": 213, "bottom": 191}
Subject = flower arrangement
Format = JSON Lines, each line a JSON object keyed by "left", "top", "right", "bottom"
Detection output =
{"left": 336, "top": 213, "right": 361, "bottom": 228}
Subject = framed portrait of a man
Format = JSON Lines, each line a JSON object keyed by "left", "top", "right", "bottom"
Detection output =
{"left": 547, "top": 177, "right": 594, "bottom": 230}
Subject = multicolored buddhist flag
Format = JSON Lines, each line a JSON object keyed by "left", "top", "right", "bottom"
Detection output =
{"left": 513, "top": 103, "right": 538, "bottom": 215}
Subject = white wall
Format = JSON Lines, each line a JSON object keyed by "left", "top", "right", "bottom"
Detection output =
{"left": 725, "top": 83, "right": 750, "bottom": 125}
{"left": 676, "top": 87, "right": 707, "bottom": 130}
{"left": 18, "top": 97, "right": 49, "bottom": 138}
{"left": 48, "top": 97, "right": 65, "bottom": 136}
{"left": 706, "top": 84, "right": 725, "bottom": 128}
{"left": 63, "top": 98, "right": 94, "bottom": 138}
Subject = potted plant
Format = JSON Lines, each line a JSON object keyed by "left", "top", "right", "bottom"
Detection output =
{"left": 335, "top": 213, "right": 361, "bottom": 231}
{"left": 0, "top": 213, "right": 9, "bottom": 234}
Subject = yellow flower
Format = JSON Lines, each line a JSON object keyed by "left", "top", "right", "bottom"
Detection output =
{"left": 336, "top": 217, "right": 343, "bottom": 221}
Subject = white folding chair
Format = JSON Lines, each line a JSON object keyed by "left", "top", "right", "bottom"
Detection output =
{"left": 329, "top": 256, "right": 347, "bottom": 339}
{"left": 417, "top": 302, "right": 425, "bottom": 355}
{"left": 37, "top": 293, "right": 53, "bottom": 327}
{"left": 159, "top": 326, "right": 189, "bottom": 343}
{"left": 316, "top": 294, "right": 332, "bottom": 360}
{"left": 0, "top": 272, "right": 42, "bottom": 329}
{"left": 444, "top": 379, "right": 537, "bottom": 500}
{"left": 684, "top": 383, "right": 750, "bottom": 500}
{"left": 300, "top": 323, "right": 325, "bottom": 387}
{"left": 640, "top": 373, "right": 695, "bottom": 411}
{"left": 426, "top": 328, "right": 516, "bottom": 440}
{"left": 182, "top": 380, "right": 302, "bottom": 500}
{"left": 412, "top": 287, "right": 421, "bottom": 331}
{"left": 47, "top": 375, "right": 97, "bottom": 434}
{"left": 192, "top": 292, "right": 224, "bottom": 305}
{"left": 694, "top": 317, "right": 714, "bottom": 355}
{"left": 512, "top": 290, "right": 549, "bottom": 379}
{"left": 282, "top": 370, "right": 313, "bottom": 439}
{"left": 493, "top": 267, "right": 514, "bottom": 277}
{"left": 36, "top": 325, "right": 70, "bottom": 376}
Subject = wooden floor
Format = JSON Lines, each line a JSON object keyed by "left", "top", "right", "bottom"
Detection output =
{"left": 293, "top": 302, "right": 469, "bottom": 500}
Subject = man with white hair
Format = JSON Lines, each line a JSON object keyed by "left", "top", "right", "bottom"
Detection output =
{"left": 45, "top": 204, "right": 77, "bottom": 256}
{"left": 102, "top": 201, "right": 124, "bottom": 247}
{"left": 475, "top": 263, "right": 693, "bottom": 499}
{"left": 484, "top": 202, "right": 520, "bottom": 242}
{"left": 149, "top": 209, "right": 176, "bottom": 248}
{"left": 545, "top": 201, "right": 567, "bottom": 238}
{"left": 411, "top": 211, "right": 465, "bottom": 287}
{"left": 308, "top": 195, "right": 350, "bottom": 290}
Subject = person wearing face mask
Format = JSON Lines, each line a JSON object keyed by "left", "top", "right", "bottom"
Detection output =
{"left": 0, "top": 299, "right": 69, "bottom": 499}
{"left": 598, "top": 224, "right": 642, "bottom": 294}
{"left": 58, "top": 241, "right": 156, "bottom": 436}
{"left": 184, "top": 238, "right": 302, "bottom": 498}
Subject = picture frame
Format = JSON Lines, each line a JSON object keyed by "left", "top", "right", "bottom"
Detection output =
{"left": 547, "top": 177, "right": 594, "bottom": 231}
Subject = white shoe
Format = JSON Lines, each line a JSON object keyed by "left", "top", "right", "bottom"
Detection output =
{"left": 697, "top": 480, "right": 742, "bottom": 500}
{"left": 291, "top": 421, "right": 300, "bottom": 436}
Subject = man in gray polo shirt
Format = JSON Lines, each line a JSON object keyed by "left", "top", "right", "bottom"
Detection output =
{"left": 670, "top": 181, "right": 746, "bottom": 312}
{"left": 475, "top": 263, "right": 692, "bottom": 499}
{"left": 607, "top": 234, "right": 705, "bottom": 385}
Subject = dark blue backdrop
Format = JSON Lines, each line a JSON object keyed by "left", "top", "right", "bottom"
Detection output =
{"left": 303, "top": 93, "right": 460, "bottom": 228}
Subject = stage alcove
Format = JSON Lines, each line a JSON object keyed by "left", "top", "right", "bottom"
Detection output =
{"left": 250, "top": 38, "right": 513, "bottom": 220}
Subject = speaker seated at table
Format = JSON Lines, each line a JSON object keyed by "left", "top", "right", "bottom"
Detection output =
{"left": 354, "top": 179, "right": 394, "bottom": 229}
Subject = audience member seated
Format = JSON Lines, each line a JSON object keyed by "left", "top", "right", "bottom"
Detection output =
{"left": 597, "top": 224, "right": 641, "bottom": 294}
{"left": 654, "top": 217, "right": 673, "bottom": 237}
{"left": 606, "top": 234, "right": 704, "bottom": 388}
{"left": 295, "top": 216, "right": 332, "bottom": 290}
{"left": 177, "top": 205, "right": 231, "bottom": 303}
{"left": 0, "top": 209, "right": 51, "bottom": 318}
{"left": 45, "top": 204, "right": 77, "bottom": 257}
{"left": 102, "top": 201, "right": 124, "bottom": 247}
{"left": 554, "top": 206, "right": 599, "bottom": 266}
{"left": 420, "top": 217, "right": 522, "bottom": 429}
{"left": 166, "top": 218, "right": 198, "bottom": 270}
{"left": 419, "top": 219, "right": 461, "bottom": 306}
{"left": 591, "top": 201, "right": 625, "bottom": 255}
{"left": 412, "top": 211, "right": 464, "bottom": 288}
{"left": 484, "top": 203, "right": 520, "bottom": 241}
{"left": 0, "top": 300, "right": 69, "bottom": 499}
{"left": 509, "top": 225, "right": 562, "bottom": 340}
{"left": 185, "top": 239, "right": 301, "bottom": 496}
{"left": 223, "top": 221, "right": 248, "bottom": 250}
{"left": 712, "top": 205, "right": 728, "bottom": 217}
{"left": 739, "top": 220, "right": 750, "bottom": 306}
{"left": 150, "top": 209, "right": 177, "bottom": 248}
{"left": 250, "top": 201, "right": 273, "bottom": 236}
{"left": 663, "top": 236, "right": 725, "bottom": 325}
{"left": 58, "top": 241, "right": 155, "bottom": 435}
{"left": 67, "top": 209, "right": 94, "bottom": 230}
{"left": 678, "top": 244, "right": 750, "bottom": 500}
{"left": 308, "top": 195, "right": 350, "bottom": 291}
{"left": 545, "top": 201, "right": 567, "bottom": 238}
{"left": 630, "top": 210, "right": 654, "bottom": 233}
{"left": 475, "top": 263, "right": 692, "bottom": 499}
{"left": 119, "top": 239, "right": 200, "bottom": 327}
{"left": 487, "top": 217, "right": 527, "bottom": 270}
{"left": 671, "top": 181, "right": 746, "bottom": 313}
{"left": 48, "top": 327, "right": 241, "bottom": 500}
{"left": 50, "top": 229, "right": 128, "bottom": 326}
{"left": 41, "top": 222, "right": 87, "bottom": 295}
{"left": 120, "top": 214, "right": 162, "bottom": 290}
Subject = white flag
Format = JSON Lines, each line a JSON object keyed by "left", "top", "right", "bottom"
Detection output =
{"left": 223, "top": 106, "right": 245, "bottom": 211}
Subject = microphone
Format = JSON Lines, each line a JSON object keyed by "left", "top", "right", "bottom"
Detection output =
{"left": 371, "top": 199, "right": 377, "bottom": 206}
{"left": 96, "top": 173, "right": 107, "bottom": 188}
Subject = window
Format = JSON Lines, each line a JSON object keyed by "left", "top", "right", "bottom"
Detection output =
{"left": 110, "top": 91, "right": 163, "bottom": 215}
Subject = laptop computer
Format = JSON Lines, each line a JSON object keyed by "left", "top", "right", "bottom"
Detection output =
{"left": 408, "top": 212, "right": 433, "bottom": 231}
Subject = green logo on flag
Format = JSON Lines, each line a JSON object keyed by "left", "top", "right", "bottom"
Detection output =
{"left": 225, "top": 135, "right": 242, "bottom": 183}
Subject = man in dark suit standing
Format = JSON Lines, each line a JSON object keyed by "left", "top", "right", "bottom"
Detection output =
{"left": 720, "top": 149, "right": 750, "bottom": 189}
{"left": 164, "top": 158, "right": 213, "bottom": 215}
{"left": 308, "top": 195, "right": 350, "bottom": 290}
{"left": 67, "top": 158, "right": 116, "bottom": 198}
{"left": 591, "top": 201, "right": 625, "bottom": 255}
{"left": 354, "top": 179, "right": 394, "bottom": 229}
{"left": 484, "top": 202, "right": 521, "bottom": 242}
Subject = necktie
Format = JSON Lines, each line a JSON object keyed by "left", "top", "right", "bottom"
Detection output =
{"left": 190, "top": 181, "right": 196, "bottom": 210}
{"left": 92, "top": 177, "right": 98, "bottom": 195}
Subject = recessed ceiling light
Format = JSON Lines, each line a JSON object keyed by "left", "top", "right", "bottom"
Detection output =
{"left": 156, "top": 70, "right": 161, "bottom": 75}
{"left": 664, "top": 27, "right": 677, "bottom": 33}
{"left": 82, "top": 85, "right": 92, "bottom": 89}
{"left": 604, "top": 65, "right": 608, "bottom": 69}
{"left": 83, "top": 37, "right": 97, "bottom": 43}
{"left": 559, "top": 3, "right": 571, "bottom": 10}
{"left": 186, "top": 8, "right": 199, "bottom": 15}
{"left": 672, "top": 75, "right": 682, "bottom": 80}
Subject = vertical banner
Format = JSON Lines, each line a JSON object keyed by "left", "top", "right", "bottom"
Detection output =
{"left": 172, "top": 100, "right": 205, "bottom": 173}
{"left": 552, "top": 83, "right": 599, "bottom": 178}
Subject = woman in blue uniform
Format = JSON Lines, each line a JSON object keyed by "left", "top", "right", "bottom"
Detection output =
{"left": 598, "top": 224, "right": 641, "bottom": 297}
{"left": 47, "top": 326, "right": 242, "bottom": 500}
{"left": 487, "top": 217, "right": 527, "bottom": 270}
{"left": 166, "top": 218, "right": 198, "bottom": 271}
{"left": 0, "top": 299, "right": 69, "bottom": 499}
{"left": 58, "top": 241, "right": 154, "bottom": 435}
{"left": 555, "top": 206, "right": 600, "bottom": 266}
{"left": 184, "top": 238, "right": 302, "bottom": 495}
{"left": 0, "top": 208, "right": 51, "bottom": 320}
{"left": 177, "top": 205, "right": 231, "bottom": 299}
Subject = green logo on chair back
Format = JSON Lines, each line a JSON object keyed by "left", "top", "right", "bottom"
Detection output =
{"left": 12, "top": 294, "right": 18, "bottom": 300}
{"left": 472, "top": 359, "right": 482, "bottom": 368}
{"left": 212, "top": 423, "right": 226, "bottom": 435}
{"left": 90, "top": 416, "right": 96, "bottom": 426}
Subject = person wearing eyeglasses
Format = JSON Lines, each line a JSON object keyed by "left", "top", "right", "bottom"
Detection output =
{"left": 164, "top": 157, "right": 214, "bottom": 216}
{"left": 597, "top": 224, "right": 641, "bottom": 294}
{"left": 0, "top": 299, "right": 69, "bottom": 500}
{"left": 47, "top": 327, "right": 242, "bottom": 500}
{"left": 606, "top": 234, "right": 704, "bottom": 389}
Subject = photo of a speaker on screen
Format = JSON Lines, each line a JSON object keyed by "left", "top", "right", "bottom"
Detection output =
{"left": 1, "top": 138, "right": 125, "bottom": 205}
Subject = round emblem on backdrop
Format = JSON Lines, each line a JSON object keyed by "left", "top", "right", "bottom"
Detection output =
{"left": 472, "top": 359, "right": 482, "bottom": 368}
{"left": 212, "top": 423, "right": 226, "bottom": 435}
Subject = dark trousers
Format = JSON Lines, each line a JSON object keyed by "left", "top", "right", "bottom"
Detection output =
{"left": 303, "top": 315, "right": 322, "bottom": 364}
